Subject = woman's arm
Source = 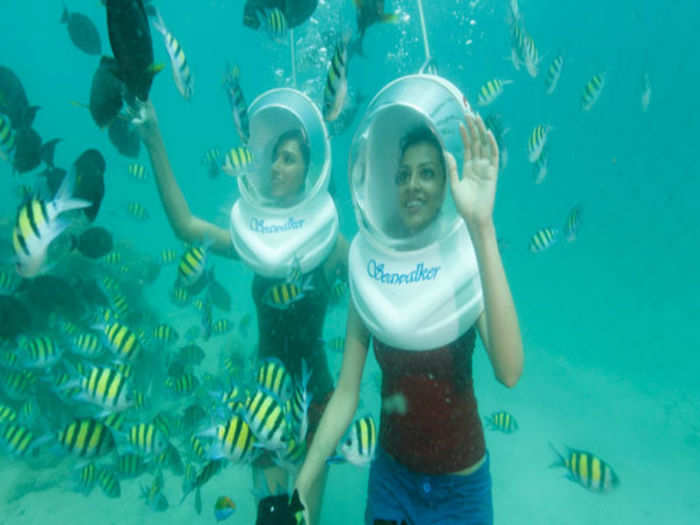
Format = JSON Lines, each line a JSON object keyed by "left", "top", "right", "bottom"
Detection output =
{"left": 448, "top": 115, "right": 523, "bottom": 388}
{"left": 138, "top": 101, "right": 237, "bottom": 258}
{"left": 294, "top": 301, "right": 370, "bottom": 515}
{"left": 473, "top": 223, "right": 523, "bottom": 387}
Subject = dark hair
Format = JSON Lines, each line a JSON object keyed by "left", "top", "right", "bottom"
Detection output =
{"left": 399, "top": 125, "right": 446, "bottom": 177}
{"left": 273, "top": 129, "right": 310, "bottom": 173}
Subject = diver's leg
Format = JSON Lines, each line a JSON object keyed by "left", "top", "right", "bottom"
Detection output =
{"left": 304, "top": 463, "right": 328, "bottom": 525}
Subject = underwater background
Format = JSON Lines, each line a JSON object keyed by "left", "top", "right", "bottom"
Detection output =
{"left": 0, "top": 0, "right": 698, "bottom": 523}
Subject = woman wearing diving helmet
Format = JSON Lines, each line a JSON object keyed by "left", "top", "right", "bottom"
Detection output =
{"left": 294, "top": 76, "right": 523, "bottom": 524}
{"left": 136, "top": 87, "right": 346, "bottom": 525}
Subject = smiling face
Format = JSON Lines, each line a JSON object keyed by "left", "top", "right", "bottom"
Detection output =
{"left": 267, "top": 136, "right": 308, "bottom": 206}
{"left": 395, "top": 141, "right": 446, "bottom": 234}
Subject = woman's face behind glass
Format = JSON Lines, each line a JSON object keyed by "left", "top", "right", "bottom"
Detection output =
{"left": 267, "top": 138, "right": 307, "bottom": 206}
{"left": 396, "top": 142, "right": 446, "bottom": 233}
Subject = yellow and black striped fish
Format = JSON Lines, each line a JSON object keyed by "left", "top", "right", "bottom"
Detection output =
{"left": 564, "top": 205, "right": 582, "bottom": 242}
{"left": 177, "top": 244, "right": 209, "bottom": 288}
{"left": 581, "top": 73, "right": 605, "bottom": 111}
{"left": 275, "top": 436, "right": 306, "bottom": 469}
{"left": 127, "top": 163, "right": 147, "bottom": 180}
{"left": 222, "top": 146, "right": 253, "bottom": 177}
{"left": 75, "top": 462, "right": 98, "bottom": 495}
{"left": 102, "top": 412, "right": 127, "bottom": 432}
{"left": 329, "top": 279, "right": 348, "bottom": 303}
{"left": 189, "top": 435, "right": 207, "bottom": 460}
{"left": 101, "top": 275, "right": 120, "bottom": 291}
{"left": 12, "top": 167, "right": 89, "bottom": 278}
{"left": 0, "top": 403, "right": 18, "bottom": 425}
{"left": 1, "top": 423, "right": 41, "bottom": 456}
{"left": 201, "top": 147, "right": 222, "bottom": 178}
{"left": 529, "top": 227, "right": 559, "bottom": 253}
{"left": 212, "top": 318, "right": 234, "bottom": 336}
{"left": 245, "top": 387, "right": 289, "bottom": 450}
{"left": 58, "top": 418, "right": 116, "bottom": 458}
{"left": 484, "top": 410, "right": 519, "bottom": 433}
{"left": 165, "top": 373, "right": 200, "bottom": 395}
{"left": 210, "top": 414, "right": 257, "bottom": 463}
{"left": 223, "top": 64, "right": 250, "bottom": 144}
{"left": 127, "top": 423, "right": 169, "bottom": 458}
{"left": 0, "top": 267, "right": 18, "bottom": 293}
{"left": 527, "top": 124, "right": 551, "bottom": 163}
{"left": 78, "top": 366, "right": 132, "bottom": 412}
{"left": 550, "top": 444, "right": 619, "bottom": 492}
{"left": 18, "top": 335, "right": 62, "bottom": 368}
{"left": 103, "top": 251, "right": 122, "bottom": 265}
{"left": 219, "top": 384, "right": 247, "bottom": 413}
{"left": 70, "top": 331, "right": 103, "bottom": 358}
{"left": 0, "top": 113, "right": 16, "bottom": 161}
{"left": 0, "top": 369, "right": 37, "bottom": 400}
{"left": 113, "top": 361, "right": 134, "bottom": 379}
{"left": 152, "top": 8, "right": 194, "bottom": 100}
{"left": 160, "top": 247, "right": 179, "bottom": 265}
{"left": 545, "top": 55, "right": 565, "bottom": 95}
{"left": 115, "top": 453, "right": 147, "bottom": 478}
{"left": 96, "top": 322, "right": 143, "bottom": 362}
{"left": 263, "top": 276, "right": 313, "bottom": 310}
{"left": 126, "top": 201, "right": 150, "bottom": 221}
{"left": 153, "top": 323, "right": 179, "bottom": 345}
{"left": 170, "top": 285, "right": 191, "bottom": 306}
{"left": 477, "top": 79, "right": 513, "bottom": 106}
{"left": 97, "top": 467, "right": 121, "bottom": 498}
{"left": 109, "top": 291, "right": 130, "bottom": 317}
{"left": 256, "top": 357, "right": 293, "bottom": 402}
{"left": 532, "top": 148, "right": 549, "bottom": 185}
{"left": 323, "top": 36, "right": 349, "bottom": 122}
{"left": 337, "top": 415, "right": 376, "bottom": 466}
{"left": 256, "top": 7, "right": 287, "bottom": 40}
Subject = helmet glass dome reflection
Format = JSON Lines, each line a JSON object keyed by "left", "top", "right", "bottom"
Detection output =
{"left": 241, "top": 89, "right": 331, "bottom": 212}
{"left": 349, "top": 75, "right": 473, "bottom": 251}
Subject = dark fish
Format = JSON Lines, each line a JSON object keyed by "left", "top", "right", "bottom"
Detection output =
{"left": 42, "top": 167, "right": 68, "bottom": 198}
{"left": 208, "top": 278, "right": 231, "bottom": 312}
{"left": 256, "top": 491, "right": 305, "bottom": 525}
{"left": 106, "top": 0, "right": 162, "bottom": 102}
{"left": 107, "top": 116, "right": 140, "bottom": 158}
{"left": 61, "top": 6, "right": 102, "bottom": 56}
{"left": 75, "top": 227, "right": 114, "bottom": 259}
{"left": 0, "top": 66, "right": 38, "bottom": 129}
{"left": 0, "top": 295, "right": 32, "bottom": 338}
{"left": 243, "top": 0, "right": 318, "bottom": 29}
{"left": 16, "top": 275, "right": 86, "bottom": 321}
{"left": 41, "top": 138, "right": 62, "bottom": 167}
{"left": 12, "top": 127, "right": 42, "bottom": 173}
{"left": 352, "top": 0, "right": 398, "bottom": 57}
{"left": 74, "top": 278, "right": 111, "bottom": 307}
{"left": 89, "top": 57, "right": 124, "bottom": 128}
{"left": 73, "top": 149, "right": 106, "bottom": 222}
{"left": 13, "top": 134, "right": 63, "bottom": 177}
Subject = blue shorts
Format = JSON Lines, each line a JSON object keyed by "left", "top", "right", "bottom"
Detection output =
{"left": 365, "top": 447, "right": 493, "bottom": 525}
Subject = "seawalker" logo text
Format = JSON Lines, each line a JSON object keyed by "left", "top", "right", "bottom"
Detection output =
{"left": 250, "top": 217, "right": 304, "bottom": 234}
{"left": 367, "top": 259, "right": 440, "bottom": 284}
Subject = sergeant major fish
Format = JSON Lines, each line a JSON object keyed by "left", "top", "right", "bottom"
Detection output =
{"left": 550, "top": 443, "right": 620, "bottom": 492}
{"left": 323, "top": 36, "right": 350, "bottom": 122}
{"left": 151, "top": 8, "right": 194, "bottom": 100}
{"left": 12, "top": 170, "right": 90, "bottom": 278}
{"left": 223, "top": 64, "right": 250, "bottom": 144}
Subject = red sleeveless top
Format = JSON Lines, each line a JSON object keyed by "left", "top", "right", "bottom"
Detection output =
{"left": 373, "top": 327, "right": 486, "bottom": 475}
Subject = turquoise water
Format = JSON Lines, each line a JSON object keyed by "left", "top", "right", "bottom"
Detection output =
{"left": 1, "top": 0, "right": 698, "bottom": 523}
